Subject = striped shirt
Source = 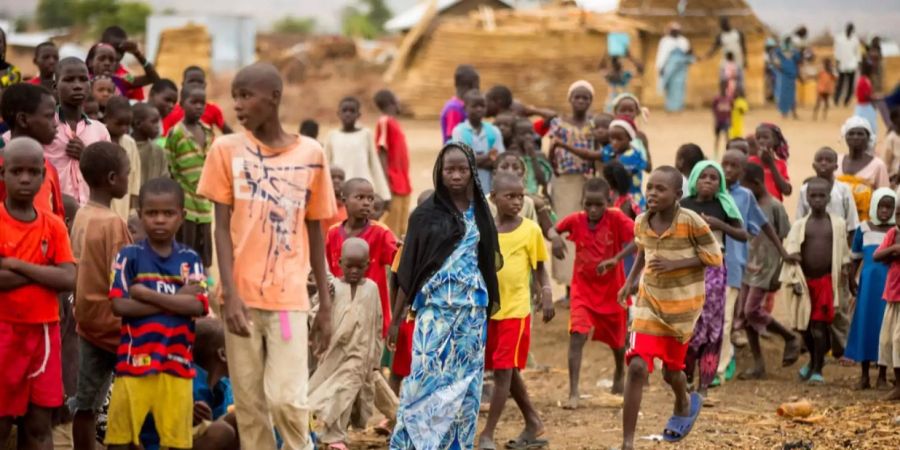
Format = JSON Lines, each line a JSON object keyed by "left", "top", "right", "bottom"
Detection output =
{"left": 165, "top": 122, "right": 213, "bottom": 223}
{"left": 109, "top": 240, "right": 208, "bottom": 378}
{"left": 631, "top": 206, "right": 723, "bottom": 342}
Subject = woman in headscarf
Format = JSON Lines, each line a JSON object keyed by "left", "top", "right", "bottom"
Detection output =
{"left": 771, "top": 36, "right": 803, "bottom": 119}
{"left": 680, "top": 161, "right": 749, "bottom": 397}
{"left": 656, "top": 22, "right": 694, "bottom": 112}
{"left": 388, "top": 142, "right": 501, "bottom": 450}
{"left": 836, "top": 116, "right": 890, "bottom": 221}
{"left": 846, "top": 188, "right": 895, "bottom": 390}
{"left": 0, "top": 27, "right": 22, "bottom": 89}
{"left": 547, "top": 80, "right": 596, "bottom": 300}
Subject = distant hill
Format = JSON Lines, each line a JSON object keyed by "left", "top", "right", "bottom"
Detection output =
{"left": 2, "top": 0, "right": 897, "bottom": 42}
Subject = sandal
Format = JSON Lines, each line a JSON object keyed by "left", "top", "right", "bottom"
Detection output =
{"left": 661, "top": 392, "right": 702, "bottom": 443}
{"left": 505, "top": 436, "right": 549, "bottom": 449}
{"left": 327, "top": 443, "right": 349, "bottom": 450}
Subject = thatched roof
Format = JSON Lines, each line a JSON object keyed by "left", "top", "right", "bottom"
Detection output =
{"left": 617, "top": 0, "right": 766, "bottom": 35}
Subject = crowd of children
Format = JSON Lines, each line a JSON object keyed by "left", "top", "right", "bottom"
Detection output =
{"left": 3, "top": 24, "right": 900, "bottom": 450}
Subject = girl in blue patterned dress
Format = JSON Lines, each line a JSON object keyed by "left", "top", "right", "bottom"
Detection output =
{"left": 846, "top": 188, "right": 895, "bottom": 389}
{"left": 389, "top": 142, "right": 501, "bottom": 450}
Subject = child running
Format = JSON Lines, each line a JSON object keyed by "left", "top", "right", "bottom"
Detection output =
{"left": 452, "top": 89, "right": 505, "bottom": 191}
{"left": 736, "top": 162, "right": 801, "bottom": 379}
{"left": 165, "top": 86, "right": 214, "bottom": 269}
{"left": 728, "top": 86, "right": 749, "bottom": 140}
{"left": 325, "top": 96, "right": 391, "bottom": 201}
{"left": 479, "top": 173, "right": 554, "bottom": 450}
{"left": 69, "top": 141, "right": 132, "bottom": 450}
{"left": 620, "top": 166, "right": 723, "bottom": 448}
{"left": 813, "top": 58, "right": 836, "bottom": 121}
{"left": 611, "top": 93, "right": 652, "bottom": 172}
{"left": 374, "top": 89, "right": 412, "bottom": 237}
{"left": 105, "top": 178, "right": 208, "bottom": 450}
{"left": 680, "top": 161, "right": 749, "bottom": 396}
{"left": 325, "top": 178, "right": 398, "bottom": 339}
{"left": 874, "top": 202, "right": 900, "bottom": 401}
{"left": 197, "top": 63, "right": 336, "bottom": 450}
{"left": 712, "top": 81, "right": 733, "bottom": 157}
{"left": 846, "top": 189, "right": 895, "bottom": 389}
{"left": 309, "top": 238, "right": 392, "bottom": 450}
{"left": 781, "top": 177, "right": 851, "bottom": 384}
{"left": 553, "top": 178, "right": 635, "bottom": 408}
{"left": 0, "top": 138, "right": 76, "bottom": 449}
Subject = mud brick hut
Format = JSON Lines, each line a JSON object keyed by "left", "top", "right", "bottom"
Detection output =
{"left": 385, "top": 3, "right": 651, "bottom": 118}
{"left": 387, "top": 0, "right": 775, "bottom": 117}
{"left": 617, "top": 0, "right": 770, "bottom": 108}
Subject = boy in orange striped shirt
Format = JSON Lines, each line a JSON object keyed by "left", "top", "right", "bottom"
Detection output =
{"left": 619, "top": 166, "right": 723, "bottom": 448}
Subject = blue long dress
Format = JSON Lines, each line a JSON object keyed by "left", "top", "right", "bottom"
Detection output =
{"left": 774, "top": 48, "right": 802, "bottom": 116}
{"left": 659, "top": 48, "right": 694, "bottom": 112}
{"left": 390, "top": 206, "right": 488, "bottom": 450}
{"left": 846, "top": 222, "right": 889, "bottom": 362}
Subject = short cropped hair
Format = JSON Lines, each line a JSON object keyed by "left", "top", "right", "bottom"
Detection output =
{"left": 80, "top": 142, "right": 128, "bottom": 188}
{"left": 583, "top": 177, "right": 610, "bottom": 195}
{"left": 150, "top": 78, "right": 177, "bottom": 96}
{"left": 486, "top": 85, "right": 513, "bottom": 109}
{"left": 0, "top": 83, "right": 53, "bottom": 132}
{"left": 743, "top": 162, "right": 765, "bottom": 184}
{"left": 104, "top": 95, "right": 132, "bottom": 118}
{"left": 339, "top": 96, "right": 361, "bottom": 110}
{"left": 139, "top": 177, "right": 185, "bottom": 209}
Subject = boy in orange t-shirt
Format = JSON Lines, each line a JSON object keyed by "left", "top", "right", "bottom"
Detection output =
{"left": 197, "top": 63, "right": 336, "bottom": 450}
{"left": 0, "top": 138, "right": 76, "bottom": 448}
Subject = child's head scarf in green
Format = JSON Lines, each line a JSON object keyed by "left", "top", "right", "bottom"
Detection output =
{"left": 870, "top": 187, "right": 897, "bottom": 226}
{"left": 688, "top": 160, "right": 742, "bottom": 222}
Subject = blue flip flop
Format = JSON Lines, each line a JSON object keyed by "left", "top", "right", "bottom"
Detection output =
{"left": 662, "top": 392, "right": 703, "bottom": 443}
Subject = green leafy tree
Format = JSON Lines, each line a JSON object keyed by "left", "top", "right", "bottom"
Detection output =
{"left": 273, "top": 16, "right": 316, "bottom": 35}
{"left": 36, "top": 0, "right": 76, "bottom": 29}
{"left": 341, "top": 0, "right": 391, "bottom": 39}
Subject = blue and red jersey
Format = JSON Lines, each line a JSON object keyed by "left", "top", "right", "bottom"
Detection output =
{"left": 109, "top": 240, "right": 208, "bottom": 378}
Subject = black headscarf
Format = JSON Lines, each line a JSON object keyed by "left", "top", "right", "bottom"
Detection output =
{"left": 396, "top": 142, "right": 502, "bottom": 315}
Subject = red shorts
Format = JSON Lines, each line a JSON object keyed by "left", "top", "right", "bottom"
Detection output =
{"left": 625, "top": 332, "right": 689, "bottom": 373}
{"left": 807, "top": 274, "right": 835, "bottom": 323}
{"left": 0, "top": 321, "right": 63, "bottom": 416}
{"left": 569, "top": 301, "right": 627, "bottom": 349}
{"left": 486, "top": 316, "right": 531, "bottom": 371}
{"left": 391, "top": 319, "right": 415, "bottom": 377}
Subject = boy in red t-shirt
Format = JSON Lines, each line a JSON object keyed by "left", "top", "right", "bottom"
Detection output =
{"left": 325, "top": 178, "right": 398, "bottom": 339}
{"left": 872, "top": 206, "right": 900, "bottom": 401}
{"left": 552, "top": 178, "right": 635, "bottom": 409}
{"left": 0, "top": 83, "right": 65, "bottom": 220}
{"left": 161, "top": 66, "right": 233, "bottom": 136}
{"left": 374, "top": 90, "right": 413, "bottom": 238}
{"left": 0, "top": 138, "right": 76, "bottom": 447}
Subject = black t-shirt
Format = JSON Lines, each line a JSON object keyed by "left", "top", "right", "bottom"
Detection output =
{"left": 680, "top": 197, "right": 738, "bottom": 250}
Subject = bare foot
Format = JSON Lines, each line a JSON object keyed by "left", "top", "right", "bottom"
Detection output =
{"left": 884, "top": 387, "right": 900, "bottom": 401}
{"left": 611, "top": 376, "right": 625, "bottom": 395}
{"left": 738, "top": 367, "right": 767, "bottom": 380}
{"left": 478, "top": 434, "right": 497, "bottom": 450}
{"left": 562, "top": 395, "right": 579, "bottom": 410}
{"left": 853, "top": 377, "right": 871, "bottom": 391}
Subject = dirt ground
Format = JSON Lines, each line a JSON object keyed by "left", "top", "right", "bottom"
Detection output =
{"left": 313, "top": 105, "right": 899, "bottom": 450}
